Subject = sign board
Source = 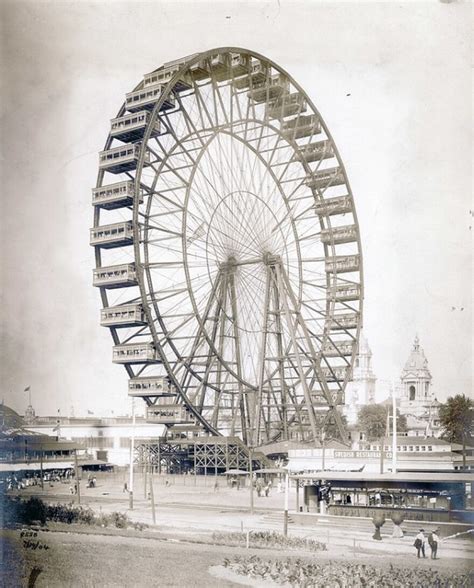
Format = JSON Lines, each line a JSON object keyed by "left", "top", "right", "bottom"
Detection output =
{"left": 146, "top": 404, "right": 187, "bottom": 424}
{"left": 128, "top": 377, "right": 170, "bottom": 397}
{"left": 311, "top": 392, "right": 344, "bottom": 406}
{"left": 334, "top": 450, "right": 393, "bottom": 459}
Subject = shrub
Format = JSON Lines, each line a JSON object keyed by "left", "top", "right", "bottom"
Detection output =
{"left": 372, "top": 512, "right": 386, "bottom": 541}
{"left": 223, "top": 556, "right": 474, "bottom": 587}
{"left": 108, "top": 511, "right": 130, "bottom": 529}
{"left": 391, "top": 511, "right": 405, "bottom": 538}
{"left": 391, "top": 511, "right": 405, "bottom": 526}
{"left": 212, "top": 530, "right": 326, "bottom": 552}
{"left": 4, "top": 496, "right": 48, "bottom": 526}
{"left": 0, "top": 494, "right": 145, "bottom": 531}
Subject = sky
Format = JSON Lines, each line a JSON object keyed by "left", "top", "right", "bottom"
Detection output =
{"left": 0, "top": 0, "right": 471, "bottom": 417}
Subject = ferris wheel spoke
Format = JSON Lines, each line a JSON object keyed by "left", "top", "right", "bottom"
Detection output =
{"left": 193, "top": 81, "right": 218, "bottom": 133}
{"left": 210, "top": 77, "right": 230, "bottom": 127}
{"left": 94, "top": 49, "right": 361, "bottom": 443}
{"left": 194, "top": 273, "right": 228, "bottom": 414}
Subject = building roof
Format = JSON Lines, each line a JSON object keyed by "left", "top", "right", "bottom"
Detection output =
{"left": 0, "top": 461, "right": 75, "bottom": 473}
{"left": 357, "top": 330, "right": 372, "bottom": 356}
{"left": 0, "top": 404, "right": 24, "bottom": 429}
{"left": 401, "top": 335, "right": 432, "bottom": 379}
{"left": 291, "top": 471, "right": 473, "bottom": 483}
{"left": 390, "top": 436, "right": 451, "bottom": 445}
{"left": 258, "top": 440, "right": 312, "bottom": 456}
{"left": 0, "top": 427, "right": 50, "bottom": 440}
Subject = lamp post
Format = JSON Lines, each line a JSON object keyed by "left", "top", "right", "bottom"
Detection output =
{"left": 283, "top": 470, "right": 289, "bottom": 536}
{"left": 391, "top": 383, "right": 397, "bottom": 474}
{"left": 321, "top": 430, "right": 326, "bottom": 472}
{"left": 249, "top": 446, "right": 254, "bottom": 515}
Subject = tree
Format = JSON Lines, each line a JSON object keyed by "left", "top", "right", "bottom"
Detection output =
{"left": 439, "top": 394, "right": 473, "bottom": 470}
{"left": 357, "top": 404, "right": 407, "bottom": 442}
{"left": 317, "top": 413, "right": 348, "bottom": 442}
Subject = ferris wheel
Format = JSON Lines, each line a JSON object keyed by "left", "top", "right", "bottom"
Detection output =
{"left": 91, "top": 48, "right": 363, "bottom": 446}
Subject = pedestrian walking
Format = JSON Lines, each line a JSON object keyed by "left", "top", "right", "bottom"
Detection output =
{"left": 414, "top": 529, "right": 426, "bottom": 558}
{"left": 428, "top": 529, "right": 440, "bottom": 559}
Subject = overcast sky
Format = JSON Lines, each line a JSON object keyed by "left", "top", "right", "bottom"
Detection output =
{"left": 0, "top": 0, "right": 471, "bottom": 417}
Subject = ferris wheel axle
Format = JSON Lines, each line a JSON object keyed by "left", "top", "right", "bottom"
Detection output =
{"left": 219, "top": 253, "right": 282, "bottom": 271}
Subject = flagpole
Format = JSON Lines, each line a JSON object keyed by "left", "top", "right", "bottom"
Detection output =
{"left": 24, "top": 386, "right": 32, "bottom": 407}
{"left": 392, "top": 383, "right": 397, "bottom": 474}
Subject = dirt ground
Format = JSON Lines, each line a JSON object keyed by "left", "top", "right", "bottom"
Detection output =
{"left": 2, "top": 526, "right": 472, "bottom": 588}
{"left": 1, "top": 528, "right": 243, "bottom": 587}
{"left": 4, "top": 473, "right": 473, "bottom": 586}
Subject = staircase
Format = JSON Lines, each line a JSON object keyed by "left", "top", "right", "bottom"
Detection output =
{"left": 261, "top": 511, "right": 295, "bottom": 525}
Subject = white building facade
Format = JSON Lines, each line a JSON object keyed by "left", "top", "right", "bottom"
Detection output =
{"left": 28, "top": 416, "right": 165, "bottom": 467}
{"left": 344, "top": 332, "right": 377, "bottom": 425}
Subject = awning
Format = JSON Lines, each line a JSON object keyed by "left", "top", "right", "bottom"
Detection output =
{"left": 0, "top": 461, "right": 74, "bottom": 473}
{"left": 224, "top": 469, "right": 248, "bottom": 475}
{"left": 254, "top": 468, "right": 287, "bottom": 474}
{"left": 77, "top": 459, "right": 111, "bottom": 467}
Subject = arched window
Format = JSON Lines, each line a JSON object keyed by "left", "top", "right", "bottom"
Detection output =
{"left": 409, "top": 385, "right": 416, "bottom": 401}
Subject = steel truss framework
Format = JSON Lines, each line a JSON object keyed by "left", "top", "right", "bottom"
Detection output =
{"left": 135, "top": 437, "right": 270, "bottom": 475}
{"left": 93, "top": 47, "right": 363, "bottom": 447}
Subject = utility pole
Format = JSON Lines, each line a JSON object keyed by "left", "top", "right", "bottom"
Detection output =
{"left": 392, "top": 383, "right": 397, "bottom": 474}
{"left": 144, "top": 450, "right": 148, "bottom": 499}
{"left": 40, "top": 445, "right": 44, "bottom": 490}
{"left": 149, "top": 469, "right": 156, "bottom": 525}
{"left": 74, "top": 449, "right": 81, "bottom": 505}
{"left": 129, "top": 397, "right": 136, "bottom": 510}
{"left": 249, "top": 447, "right": 254, "bottom": 514}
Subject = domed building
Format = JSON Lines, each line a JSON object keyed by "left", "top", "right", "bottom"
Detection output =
{"left": 399, "top": 335, "right": 433, "bottom": 416}
{"left": 398, "top": 335, "right": 440, "bottom": 436}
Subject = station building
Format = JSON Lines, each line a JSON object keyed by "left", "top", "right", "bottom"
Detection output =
{"left": 26, "top": 414, "right": 165, "bottom": 467}
{"left": 0, "top": 404, "right": 85, "bottom": 481}
{"left": 287, "top": 436, "right": 474, "bottom": 474}
{"left": 291, "top": 471, "right": 473, "bottom": 524}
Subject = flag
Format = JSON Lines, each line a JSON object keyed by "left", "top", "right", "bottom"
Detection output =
{"left": 24, "top": 386, "right": 30, "bottom": 392}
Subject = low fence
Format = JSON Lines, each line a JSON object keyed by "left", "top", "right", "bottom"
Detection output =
{"left": 89, "top": 470, "right": 245, "bottom": 488}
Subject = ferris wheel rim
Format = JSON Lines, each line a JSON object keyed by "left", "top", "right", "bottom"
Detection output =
{"left": 93, "top": 46, "right": 364, "bottom": 440}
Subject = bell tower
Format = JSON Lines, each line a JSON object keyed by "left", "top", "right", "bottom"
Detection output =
{"left": 345, "top": 331, "right": 377, "bottom": 424}
{"left": 399, "top": 335, "right": 433, "bottom": 417}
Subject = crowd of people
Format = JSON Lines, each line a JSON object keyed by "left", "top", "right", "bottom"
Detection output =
{"left": 2, "top": 469, "right": 75, "bottom": 491}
